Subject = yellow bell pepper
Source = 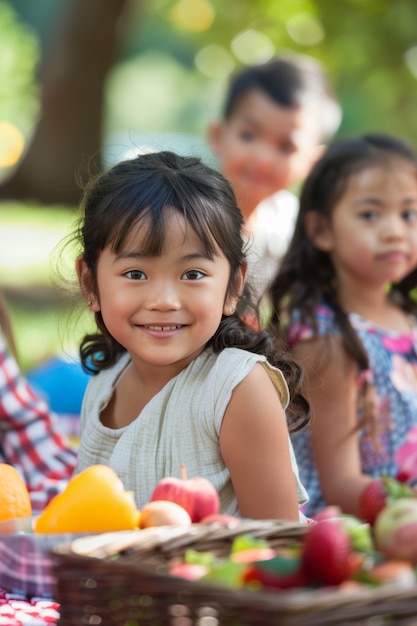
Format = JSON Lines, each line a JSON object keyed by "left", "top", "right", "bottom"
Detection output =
{"left": 34, "top": 464, "right": 140, "bottom": 533}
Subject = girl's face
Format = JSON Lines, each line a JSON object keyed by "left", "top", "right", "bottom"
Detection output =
{"left": 313, "top": 160, "right": 417, "bottom": 288}
{"left": 86, "top": 210, "right": 242, "bottom": 374}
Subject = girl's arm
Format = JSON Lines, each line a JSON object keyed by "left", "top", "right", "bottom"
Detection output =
{"left": 219, "top": 362, "right": 300, "bottom": 521}
{"left": 292, "top": 335, "right": 373, "bottom": 515}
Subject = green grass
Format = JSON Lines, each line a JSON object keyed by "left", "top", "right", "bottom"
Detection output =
{"left": 0, "top": 202, "right": 92, "bottom": 371}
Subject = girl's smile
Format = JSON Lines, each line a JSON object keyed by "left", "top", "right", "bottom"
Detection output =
{"left": 91, "top": 210, "right": 236, "bottom": 376}
{"left": 139, "top": 324, "right": 186, "bottom": 338}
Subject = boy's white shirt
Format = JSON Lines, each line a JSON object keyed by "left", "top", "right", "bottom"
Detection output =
{"left": 246, "top": 189, "right": 299, "bottom": 300}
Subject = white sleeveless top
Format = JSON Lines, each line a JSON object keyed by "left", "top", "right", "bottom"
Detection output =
{"left": 75, "top": 347, "right": 308, "bottom": 515}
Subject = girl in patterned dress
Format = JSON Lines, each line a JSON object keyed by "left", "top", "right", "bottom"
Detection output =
{"left": 266, "top": 133, "right": 417, "bottom": 517}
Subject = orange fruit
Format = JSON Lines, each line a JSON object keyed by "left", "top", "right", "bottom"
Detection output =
{"left": 0, "top": 463, "right": 32, "bottom": 521}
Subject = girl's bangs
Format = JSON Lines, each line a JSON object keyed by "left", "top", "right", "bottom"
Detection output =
{"left": 107, "top": 198, "right": 220, "bottom": 259}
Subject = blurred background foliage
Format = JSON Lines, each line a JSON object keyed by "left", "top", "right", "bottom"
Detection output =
{"left": 1, "top": 0, "right": 417, "bottom": 368}
{"left": 3, "top": 0, "right": 417, "bottom": 165}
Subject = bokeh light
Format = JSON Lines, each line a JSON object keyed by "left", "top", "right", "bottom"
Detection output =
{"left": 286, "top": 13, "right": 324, "bottom": 46}
{"left": 231, "top": 29, "right": 275, "bottom": 65}
{"left": 170, "top": 0, "right": 215, "bottom": 32}
{"left": 404, "top": 45, "right": 417, "bottom": 80}
{"left": 195, "top": 44, "right": 235, "bottom": 79}
{"left": 0, "top": 121, "right": 25, "bottom": 167}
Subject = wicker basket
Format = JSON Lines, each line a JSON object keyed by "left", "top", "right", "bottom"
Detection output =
{"left": 51, "top": 520, "right": 417, "bottom": 626}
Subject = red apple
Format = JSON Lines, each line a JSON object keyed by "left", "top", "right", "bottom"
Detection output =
{"left": 139, "top": 500, "right": 192, "bottom": 528}
{"left": 150, "top": 465, "right": 220, "bottom": 523}
{"left": 374, "top": 497, "right": 417, "bottom": 563}
{"left": 200, "top": 513, "right": 241, "bottom": 526}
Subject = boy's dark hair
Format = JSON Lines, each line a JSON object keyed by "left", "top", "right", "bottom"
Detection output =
{"left": 267, "top": 133, "right": 417, "bottom": 418}
{"left": 74, "top": 150, "right": 309, "bottom": 432}
{"left": 223, "top": 54, "right": 341, "bottom": 141}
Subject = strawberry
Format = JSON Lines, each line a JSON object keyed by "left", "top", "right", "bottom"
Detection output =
{"left": 302, "top": 518, "right": 358, "bottom": 585}
{"left": 358, "top": 476, "right": 416, "bottom": 526}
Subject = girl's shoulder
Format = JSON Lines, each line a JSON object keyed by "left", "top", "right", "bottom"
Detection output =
{"left": 214, "top": 348, "right": 290, "bottom": 409}
{"left": 200, "top": 348, "right": 289, "bottom": 409}
{"left": 206, "top": 346, "right": 267, "bottom": 372}
{"left": 287, "top": 303, "right": 339, "bottom": 346}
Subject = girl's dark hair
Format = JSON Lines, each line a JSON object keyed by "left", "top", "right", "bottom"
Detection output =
{"left": 74, "top": 150, "right": 309, "bottom": 432}
{"left": 267, "top": 133, "right": 417, "bottom": 419}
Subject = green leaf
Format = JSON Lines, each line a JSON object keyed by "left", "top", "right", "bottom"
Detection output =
{"left": 184, "top": 548, "right": 216, "bottom": 567}
{"left": 201, "top": 560, "right": 247, "bottom": 588}
{"left": 339, "top": 515, "right": 373, "bottom": 552}
{"left": 230, "top": 534, "right": 270, "bottom": 553}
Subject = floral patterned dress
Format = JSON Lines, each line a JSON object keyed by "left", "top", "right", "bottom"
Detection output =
{"left": 288, "top": 304, "right": 417, "bottom": 516}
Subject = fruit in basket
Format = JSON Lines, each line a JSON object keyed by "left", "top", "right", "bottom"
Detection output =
{"left": 312, "top": 505, "right": 342, "bottom": 522}
{"left": 366, "top": 560, "right": 416, "bottom": 587}
{"left": 200, "top": 560, "right": 248, "bottom": 588}
{"left": 358, "top": 476, "right": 415, "bottom": 526}
{"left": 374, "top": 497, "right": 417, "bottom": 563}
{"left": 169, "top": 563, "right": 210, "bottom": 580}
{"left": 139, "top": 500, "right": 192, "bottom": 527}
{"left": 243, "top": 552, "right": 308, "bottom": 590}
{"left": 33, "top": 464, "right": 140, "bottom": 533}
{"left": 302, "top": 518, "right": 363, "bottom": 585}
{"left": 231, "top": 547, "right": 276, "bottom": 563}
{"left": 0, "top": 463, "right": 31, "bottom": 521}
{"left": 150, "top": 464, "right": 219, "bottom": 523}
{"left": 200, "top": 513, "right": 241, "bottom": 526}
{"left": 358, "top": 479, "right": 389, "bottom": 526}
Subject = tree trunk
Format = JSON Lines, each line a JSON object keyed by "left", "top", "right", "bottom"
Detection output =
{"left": 0, "top": 0, "right": 131, "bottom": 207}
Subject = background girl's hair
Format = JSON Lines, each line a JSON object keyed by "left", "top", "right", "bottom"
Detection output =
{"left": 75, "top": 150, "right": 310, "bottom": 432}
{"left": 267, "top": 133, "right": 417, "bottom": 423}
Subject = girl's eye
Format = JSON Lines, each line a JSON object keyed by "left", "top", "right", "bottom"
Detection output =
{"left": 182, "top": 269, "right": 205, "bottom": 280}
{"left": 359, "top": 210, "right": 377, "bottom": 221}
{"left": 124, "top": 269, "right": 146, "bottom": 280}
{"left": 403, "top": 209, "right": 417, "bottom": 221}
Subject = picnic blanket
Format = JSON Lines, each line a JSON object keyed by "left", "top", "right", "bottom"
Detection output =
{"left": 0, "top": 588, "right": 58, "bottom": 625}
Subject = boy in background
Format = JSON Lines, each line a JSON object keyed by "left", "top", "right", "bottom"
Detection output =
{"left": 209, "top": 53, "right": 342, "bottom": 298}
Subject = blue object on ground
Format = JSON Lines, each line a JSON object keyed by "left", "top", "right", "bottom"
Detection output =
{"left": 26, "top": 355, "right": 91, "bottom": 415}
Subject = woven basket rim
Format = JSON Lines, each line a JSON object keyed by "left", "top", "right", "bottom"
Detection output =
{"left": 51, "top": 520, "right": 417, "bottom": 623}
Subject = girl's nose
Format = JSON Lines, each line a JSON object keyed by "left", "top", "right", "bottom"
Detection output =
{"left": 145, "top": 281, "right": 181, "bottom": 310}
{"left": 382, "top": 215, "right": 406, "bottom": 239}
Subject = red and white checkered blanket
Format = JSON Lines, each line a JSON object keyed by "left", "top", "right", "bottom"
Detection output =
{"left": 0, "top": 588, "right": 58, "bottom": 625}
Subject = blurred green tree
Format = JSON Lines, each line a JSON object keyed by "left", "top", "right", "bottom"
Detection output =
{"left": 1, "top": 0, "right": 417, "bottom": 207}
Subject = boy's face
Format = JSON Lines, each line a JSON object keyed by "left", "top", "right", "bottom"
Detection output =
{"left": 209, "top": 89, "right": 323, "bottom": 220}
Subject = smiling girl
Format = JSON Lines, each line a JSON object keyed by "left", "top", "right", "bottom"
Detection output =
{"left": 71, "top": 150, "right": 310, "bottom": 521}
